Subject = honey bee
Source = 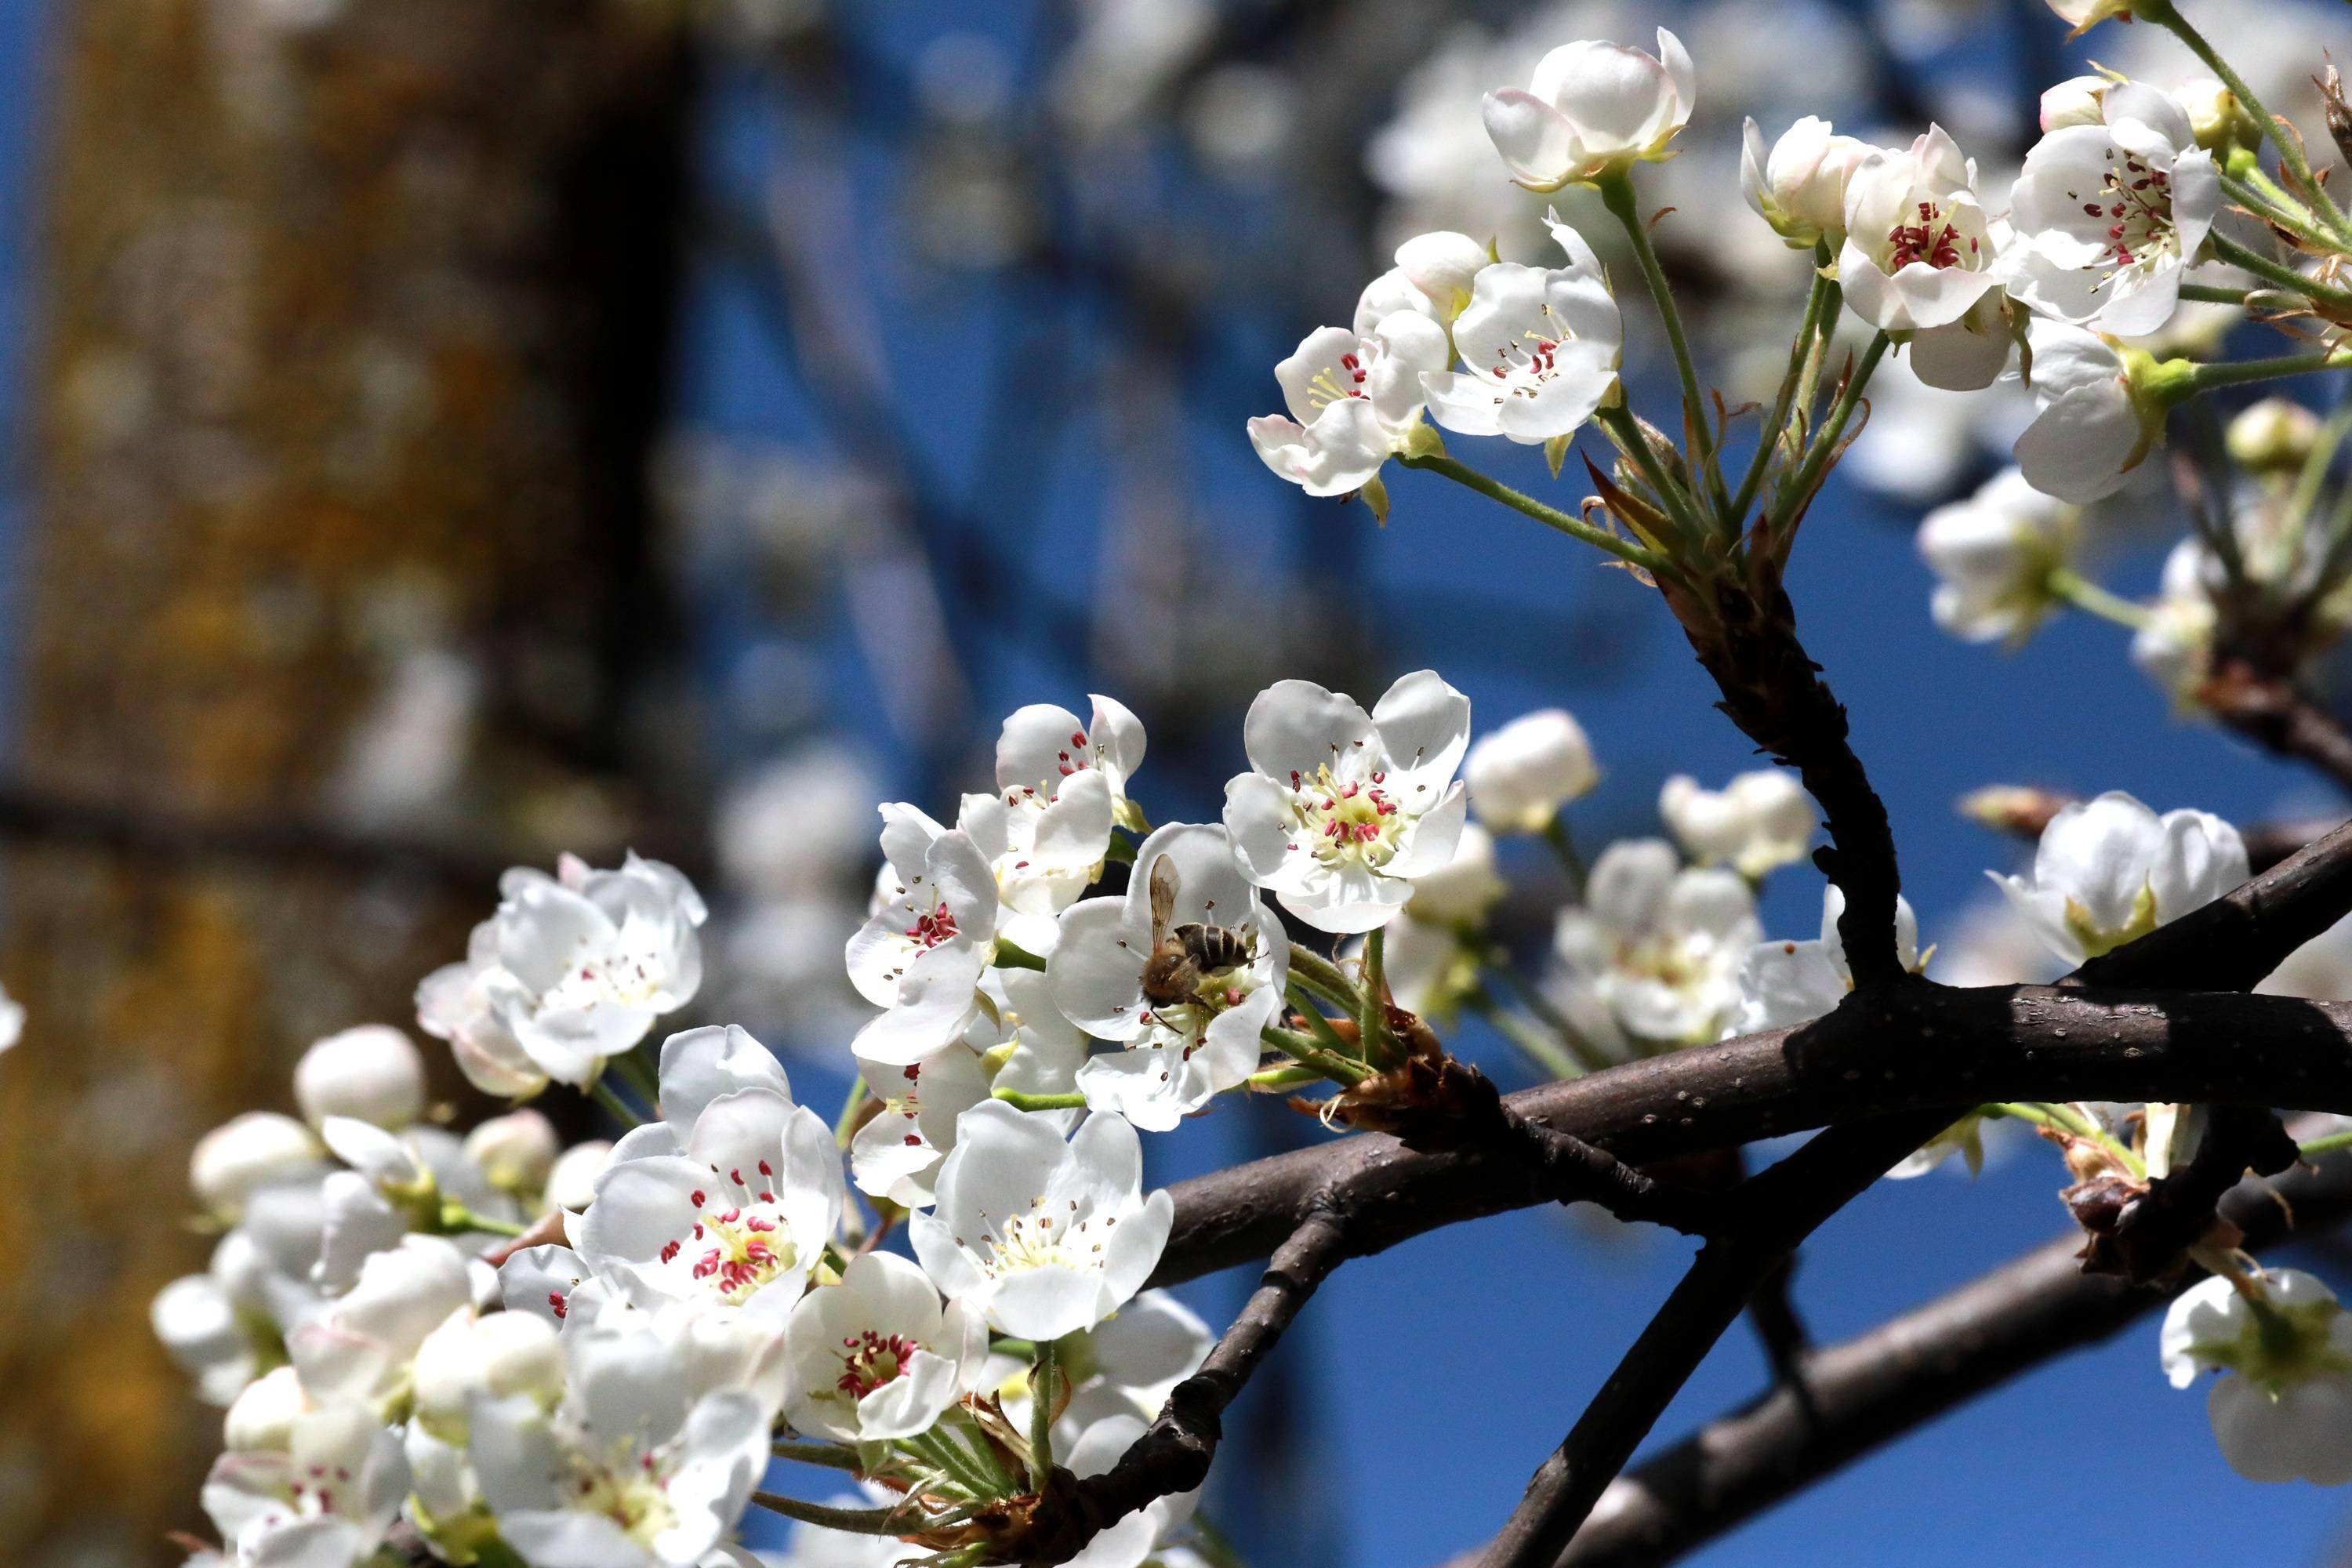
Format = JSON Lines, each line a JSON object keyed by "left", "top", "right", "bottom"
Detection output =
{"left": 1139, "top": 855, "right": 1252, "bottom": 1007}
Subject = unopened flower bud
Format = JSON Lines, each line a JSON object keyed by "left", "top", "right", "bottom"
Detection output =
{"left": 545, "top": 1139, "right": 612, "bottom": 1212}
{"left": 2227, "top": 397, "right": 2323, "bottom": 474}
{"left": 1406, "top": 823, "right": 1510, "bottom": 924}
{"left": 293, "top": 1024, "right": 426, "bottom": 1130}
{"left": 1393, "top": 230, "right": 1490, "bottom": 321}
{"left": 1466, "top": 710, "right": 1597, "bottom": 834}
{"left": 1957, "top": 785, "right": 2071, "bottom": 840}
{"left": 412, "top": 1308, "right": 564, "bottom": 1440}
{"left": 463, "top": 1109, "right": 558, "bottom": 1196}
{"left": 2180, "top": 74, "right": 2261, "bottom": 157}
{"left": 191, "top": 1111, "right": 326, "bottom": 1221}
{"left": 1741, "top": 115, "right": 1871, "bottom": 248}
{"left": 1660, "top": 771, "right": 1816, "bottom": 878}
{"left": 223, "top": 1365, "right": 309, "bottom": 1454}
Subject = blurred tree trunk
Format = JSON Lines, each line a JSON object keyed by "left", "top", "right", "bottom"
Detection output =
{"left": 0, "top": 2, "right": 691, "bottom": 1562}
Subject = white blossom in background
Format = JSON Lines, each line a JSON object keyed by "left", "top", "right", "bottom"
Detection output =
{"left": 2013, "top": 321, "right": 2167, "bottom": 503}
{"left": 1248, "top": 313, "right": 1450, "bottom": 498}
{"left": 2008, "top": 82, "right": 2220, "bottom": 337}
{"left": 1062, "top": 1412, "right": 1203, "bottom": 1567}
{"left": 1741, "top": 115, "right": 1871, "bottom": 248}
{"left": 715, "top": 744, "right": 882, "bottom": 900}
{"left": 1422, "top": 215, "right": 1623, "bottom": 445}
{"left": 2259, "top": 913, "right": 2352, "bottom": 1000}
{"left": 289, "top": 1233, "right": 477, "bottom": 1418}
{"left": 783, "top": 1251, "right": 986, "bottom": 1443}
{"left": 1658, "top": 770, "right": 1816, "bottom": 878}
{"left": 418, "top": 853, "right": 707, "bottom": 1094}
{"left": 2163, "top": 1268, "right": 2352, "bottom": 1484}
{"left": 470, "top": 1316, "right": 776, "bottom": 1566}
{"left": 2044, "top": 0, "right": 2136, "bottom": 38}
{"left": 2227, "top": 397, "right": 2325, "bottom": 474}
{"left": 546, "top": 1139, "right": 613, "bottom": 1214}
{"left": 1991, "top": 790, "right": 2248, "bottom": 964}
{"left": 1406, "top": 822, "right": 1512, "bottom": 925}
{"left": 1917, "top": 467, "right": 2078, "bottom": 643}
{"left": 1549, "top": 838, "right": 1760, "bottom": 1051}
{"left": 1223, "top": 671, "right": 1472, "bottom": 935}
{"left": 1844, "top": 350, "right": 2034, "bottom": 501}
{"left": 463, "top": 1109, "right": 559, "bottom": 1200}
{"left": 1482, "top": 28, "right": 1697, "bottom": 191}
{"left": 410, "top": 1306, "right": 564, "bottom": 1443}
{"left": 986, "top": 1290, "right": 1214, "bottom": 1442}
{"left": 845, "top": 810, "right": 998, "bottom": 1065}
{"left": 909, "top": 1102, "right": 1172, "bottom": 1342}
{"left": 2132, "top": 539, "right": 2220, "bottom": 706}
{"left": 0, "top": 982, "right": 24, "bottom": 1058}
{"left": 190, "top": 1112, "right": 328, "bottom": 1225}
{"left": 1736, "top": 884, "right": 1924, "bottom": 1033}
{"left": 200, "top": 1401, "right": 408, "bottom": 1568}
{"left": 292, "top": 1025, "right": 426, "bottom": 1131}
{"left": 1049, "top": 822, "right": 1288, "bottom": 1131}
{"left": 1838, "top": 125, "right": 2003, "bottom": 332}
{"left": 1466, "top": 707, "right": 1596, "bottom": 834}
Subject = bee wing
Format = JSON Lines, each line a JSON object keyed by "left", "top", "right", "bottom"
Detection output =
{"left": 1147, "top": 854, "right": 1179, "bottom": 943}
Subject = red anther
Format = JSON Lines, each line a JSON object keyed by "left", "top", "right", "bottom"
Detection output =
{"left": 549, "top": 1290, "right": 568, "bottom": 1320}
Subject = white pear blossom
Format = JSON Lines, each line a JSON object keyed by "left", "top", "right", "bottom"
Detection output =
{"left": 1394, "top": 230, "right": 1494, "bottom": 322}
{"left": 1465, "top": 707, "right": 1597, "bottom": 834}
{"left": 419, "top": 852, "right": 708, "bottom": 1093}
{"left": 1741, "top": 115, "right": 1871, "bottom": 247}
{"left": 469, "top": 1316, "right": 775, "bottom": 1567}
{"left": 559, "top": 1062, "right": 841, "bottom": 1323}
{"left": 547, "top": 1140, "right": 614, "bottom": 1214}
{"left": 191, "top": 1112, "right": 329, "bottom": 1224}
{"left": 1222, "top": 671, "right": 1472, "bottom": 935}
{"left": 2013, "top": 321, "right": 2169, "bottom": 503}
{"left": 2162, "top": 1268, "right": 2352, "bottom": 1484}
{"left": 1735, "top": 884, "right": 1923, "bottom": 1033}
{"left": 2133, "top": 539, "right": 2221, "bottom": 706}
{"left": 464, "top": 1109, "right": 559, "bottom": 1198}
{"left": 292, "top": 1025, "right": 427, "bottom": 1131}
{"left": 985, "top": 1289, "right": 1214, "bottom": 1442}
{"left": 2008, "top": 82, "right": 2220, "bottom": 338}
{"left": 1838, "top": 125, "right": 2003, "bottom": 332}
{"left": 2045, "top": 0, "right": 2137, "bottom": 37}
{"left": 1906, "top": 277, "right": 2019, "bottom": 393}
{"left": 412, "top": 1305, "right": 565, "bottom": 1442}
{"left": 909, "top": 1102, "right": 1173, "bottom": 1341}
{"left": 201, "top": 1401, "right": 408, "bottom": 1568}
{"left": 1050, "top": 822, "right": 1288, "bottom": 1131}
{"left": 1421, "top": 216, "right": 1622, "bottom": 444}
{"left": 1062, "top": 1412, "right": 1202, "bottom": 1568}
{"left": 1916, "top": 466, "right": 2078, "bottom": 643}
{"left": 1406, "top": 822, "right": 1511, "bottom": 924}
{"left": 996, "top": 695, "right": 1148, "bottom": 827}
{"left": 289, "top": 1234, "right": 476, "bottom": 1417}
{"left": 2040, "top": 74, "right": 2115, "bottom": 131}
{"left": 1658, "top": 770, "right": 1816, "bottom": 878}
{"left": 1482, "top": 28, "right": 1697, "bottom": 191}
{"left": 845, "top": 811, "right": 999, "bottom": 1066}
{"left": 783, "top": 1251, "right": 986, "bottom": 1443}
{"left": 223, "top": 1366, "right": 310, "bottom": 1456}
{"left": 1248, "top": 313, "right": 1450, "bottom": 497}
{"left": 1991, "top": 790, "right": 2248, "bottom": 964}
{"left": 849, "top": 1042, "right": 991, "bottom": 1209}
{"left": 1549, "top": 839, "right": 1760, "bottom": 1051}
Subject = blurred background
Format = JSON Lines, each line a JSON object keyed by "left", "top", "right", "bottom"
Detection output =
{"left": 4, "top": 0, "right": 2352, "bottom": 1564}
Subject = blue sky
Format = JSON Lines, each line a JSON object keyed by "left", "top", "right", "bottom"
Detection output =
{"left": 9, "top": 0, "right": 2352, "bottom": 1562}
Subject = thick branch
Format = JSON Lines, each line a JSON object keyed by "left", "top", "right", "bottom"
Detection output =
{"left": 1474, "top": 1115, "right": 1954, "bottom": 1568}
{"left": 1018, "top": 1199, "right": 1354, "bottom": 1565}
{"left": 1560, "top": 1138, "right": 2352, "bottom": 1566}
{"left": 2202, "top": 659, "right": 2352, "bottom": 795}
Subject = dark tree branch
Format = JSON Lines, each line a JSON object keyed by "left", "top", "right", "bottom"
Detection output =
{"left": 1149, "top": 820, "right": 2352, "bottom": 1290}
{"left": 1472, "top": 1115, "right": 1956, "bottom": 1568}
{"left": 1017, "top": 1197, "right": 1356, "bottom": 1565}
{"left": 1559, "top": 1138, "right": 2352, "bottom": 1566}
{"left": 2079, "top": 1105, "right": 2299, "bottom": 1283}
{"left": 2203, "top": 657, "right": 2352, "bottom": 796}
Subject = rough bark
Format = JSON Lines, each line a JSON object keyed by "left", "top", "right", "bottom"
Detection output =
{"left": 0, "top": 4, "right": 688, "bottom": 1561}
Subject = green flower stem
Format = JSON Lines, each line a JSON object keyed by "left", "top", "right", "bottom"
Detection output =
{"left": 991, "top": 1088, "right": 1090, "bottom": 1112}
{"left": 1465, "top": 994, "right": 1583, "bottom": 1081}
{"left": 991, "top": 941, "right": 1048, "bottom": 972}
{"left": 2208, "top": 234, "right": 2352, "bottom": 311}
{"left": 1471, "top": 947, "right": 1614, "bottom": 1074}
{"left": 1593, "top": 402, "right": 1712, "bottom": 550}
{"left": 2048, "top": 567, "right": 2152, "bottom": 630}
{"left": 1778, "top": 330, "right": 1889, "bottom": 510}
{"left": 1190, "top": 1512, "right": 1251, "bottom": 1568}
{"left": 1262, "top": 1015, "right": 1370, "bottom": 1086}
{"left": 2177, "top": 280, "right": 2252, "bottom": 306}
{"left": 1027, "top": 1338, "right": 1058, "bottom": 1489}
{"left": 2141, "top": 0, "right": 2352, "bottom": 243}
{"left": 611, "top": 1047, "right": 661, "bottom": 1109}
{"left": 1247, "top": 1062, "right": 1328, "bottom": 1091}
{"left": 1397, "top": 452, "right": 1674, "bottom": 574}
{"left": 1540, "top": 811, "right": 1588, "bottom": 896}
{"left": 2184, "top": 346, "right": 2352, "bottom": 391}
{"left": 586, "top": 1077, "right": 644, "bottom": 1128}
{"left": 771, "top": 1439, "right": 866, "bottom": 1472}
{"left": 833, "top": 1075, "right": 870, "bottom": 1148}
{"left": 1988, "top": 1101, "right": 2144, "bottom": 1178}
{"left": 1356, "top": 926, "right": 1396, "bottom": 1069}
{"left": 438, "top": 1205, "right": 526, "bottom": 1238}
{"left": 1731, "top": 241, "right": 1835, "bottom": 524}
{"left": 2301, "top": 1128, "right": 2352, "bottom": 1160}
{"left": 2218, "top": 173, "right": 2341, "bottom": 254}
{"left": 1285, "top": 942, "right": 1361, "bottom": 1014}
{"left": 946, "top": 1407, "right": 1018, "bottom": 1494}
{"left": 751, "top": 1494, "right": 922, "bottom": 1535}
{"left": 1597, "top": 168, "right": 1729, "bottom": 519}
{"left": 907, "top": 1428, "right": 1001, "bottom": 1499}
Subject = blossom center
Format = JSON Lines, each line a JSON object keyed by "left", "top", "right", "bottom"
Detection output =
{"left": 2084, "top": 151, "right": 2174, "bottom": 272}
{"left": 835, "top": 1330, "right": 924, "bottom": 1398}
{"left": 569, "top": 1454, "right": 680, "bottom": 1548}
{"left": 1886, "top": 200, "right": 1976, "bottom": 270}
{"left": 1481, "top": 310, "right": 1580, "bottom": 393}
{"left": 904, "top": 902, "right": 960, "bottom": 949}
{"left": 1287, "top": 764, "right": 1406, "bottom": 869}
{"left": 1305, "top": 350, "right": 1374, "bottom": 410}
{"left": 962, "top": 1199, "right": 1111, "bottom": 1280}
{"left": 664, "top": 1164, "right": 797, "bottom": 1305}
